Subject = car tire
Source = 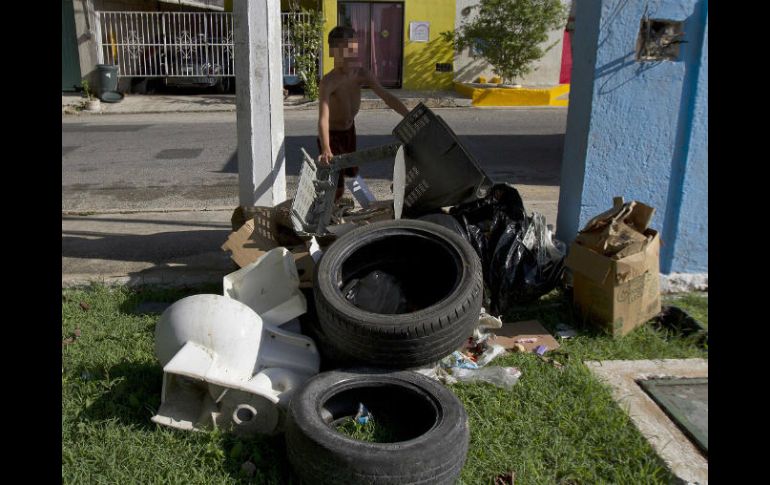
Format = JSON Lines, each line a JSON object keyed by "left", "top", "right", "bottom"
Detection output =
{"left": 285, "top": 369, "right": 469, "bottom": 485}
{"left": 314, "top": 219, "right": 483, "bottom": 368}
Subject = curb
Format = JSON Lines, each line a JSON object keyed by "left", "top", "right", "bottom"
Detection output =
{"left": 454, "top": 83, "right": 570, "bottom": 107}
{"left": 62, "top": 272, "right": 227, "bottom": 288}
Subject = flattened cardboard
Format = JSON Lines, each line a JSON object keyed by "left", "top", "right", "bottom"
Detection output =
{"left": 489, "top": 320, "right": 560, "bottom": 353}
{"left": 222, "top": 212, "right": 315, "bottom": 288}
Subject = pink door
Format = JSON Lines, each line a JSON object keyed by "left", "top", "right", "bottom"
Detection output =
{"left": 338, "top": 2, "right": 404, "bottom": 88}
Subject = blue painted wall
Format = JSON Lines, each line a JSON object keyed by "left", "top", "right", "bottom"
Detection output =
{"left": 556, "top": 0, "right": 708, "bottom": 274}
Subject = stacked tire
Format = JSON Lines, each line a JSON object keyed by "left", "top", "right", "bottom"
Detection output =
{"left": 313, "top": 219, "right": 483, "bottom": 368}
{"left": 286, "top": 219, "right": 482, "bottom": 484}
{"left": 285, "top": 370, "right": 470, "bottom": 485}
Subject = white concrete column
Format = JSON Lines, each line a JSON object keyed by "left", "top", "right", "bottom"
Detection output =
{"left": 233, "top": 0, "right": 287, "bottom": 208}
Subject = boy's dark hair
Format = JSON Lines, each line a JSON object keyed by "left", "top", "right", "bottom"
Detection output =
{"left": 328, "top": 26, "right": 357, "bottom": 48}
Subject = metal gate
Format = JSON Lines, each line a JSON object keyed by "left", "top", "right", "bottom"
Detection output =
{"left": 281, "top": 11, "right": 312, "bottom": 80}
{"left": 95, "top": 11, "right": 312, "bottom": 79}
{"left": 96, "top": 11, "right": 234, "bottom": 78}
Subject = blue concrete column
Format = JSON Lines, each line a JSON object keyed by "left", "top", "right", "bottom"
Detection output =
{"left": 556, "top": 0, "right": 708, "bottom": 275}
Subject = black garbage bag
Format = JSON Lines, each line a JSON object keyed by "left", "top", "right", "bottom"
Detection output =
{"left": 450, "top": 184, "right": 566, "bottom": 314}
{"left": 489, "top": 212, "right": 567, "bottom": 312}
{"left": 341, "top": 270, "right": 408, "bottom": 314}
{"left": 651, "top": 306, "right": 708, "bottom": 348}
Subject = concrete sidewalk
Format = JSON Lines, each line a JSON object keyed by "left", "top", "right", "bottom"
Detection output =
{"left": 62, "top": 184, "right": 559, "bottom": 287}
{"left": 62, "top": 89, "right": 471, "bottom": 115}
{"left": 62, "top": 210, "right": 236, "bottom": 287}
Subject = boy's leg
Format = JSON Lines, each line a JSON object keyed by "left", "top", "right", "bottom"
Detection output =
{"left": 330, "top": 124, "right": 357, "bottom": 201}
{"left": 335, "top": 173, "right": 346, "bottom": 201}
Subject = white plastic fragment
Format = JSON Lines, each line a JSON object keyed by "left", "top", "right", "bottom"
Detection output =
{"left": 413, "top": 366, "right": 458, "bottom": 385}
{"left": 452, "top": 367, "right": 522, "bottom": 390}
{"left": 476, "top": 344, "right": 506, "bottom": 367}
{"left": 223, "top": 247, "right": 306, "bottom": 327}
{"left": 478, "top": 308, "right": 503, "bottom": 330}
{"left": 309, "top": 237, "right": 323, "bottom": 263}
{"left": 555, "top": 323, "right": 578, "bottom": 339}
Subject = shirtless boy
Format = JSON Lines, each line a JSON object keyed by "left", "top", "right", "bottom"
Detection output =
{"left": 317, "top": 26, "right": 410, "bottom": 200}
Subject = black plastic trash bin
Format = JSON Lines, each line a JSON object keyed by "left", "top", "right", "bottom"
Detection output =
{"left": 97, "top": 64, "right": 119, "bottom": 96}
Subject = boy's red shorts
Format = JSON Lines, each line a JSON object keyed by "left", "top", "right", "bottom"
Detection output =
{"left": 317, "top": 123, "right": 359, "bottom": 191}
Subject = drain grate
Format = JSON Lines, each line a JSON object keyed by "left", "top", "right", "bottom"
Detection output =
{"left": 639, "top": 377, "right": 708, "bottom": 455}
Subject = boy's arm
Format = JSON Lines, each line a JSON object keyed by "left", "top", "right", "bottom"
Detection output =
{"left": 318, "top": 79, "right": 334, "bottom": 165}
{"left": 364, "top": 70, "right": 410, "bottom": 117}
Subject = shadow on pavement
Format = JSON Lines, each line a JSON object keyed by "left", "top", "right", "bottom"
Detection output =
{"left": 216, "top": 133, "right": 564, "bottom": 186}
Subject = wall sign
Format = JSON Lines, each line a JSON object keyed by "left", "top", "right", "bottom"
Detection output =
{"left": 409, "top": 21, "right": 430, "bottom": 42}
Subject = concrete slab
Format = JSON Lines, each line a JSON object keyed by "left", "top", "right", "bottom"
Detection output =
{"left": 585, "top": 359, "right": 708, "bottom": 484}
{"left": 62, "top": 210, "right": 235, "bottom": 287}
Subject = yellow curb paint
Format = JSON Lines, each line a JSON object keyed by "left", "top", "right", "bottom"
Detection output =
{"left": 455, "top": 82, "right": 570, "bottom": 107}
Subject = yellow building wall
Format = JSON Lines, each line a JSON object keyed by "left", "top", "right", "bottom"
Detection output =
{"left": 322, "top": 0, "right": 455, "bottom": 90}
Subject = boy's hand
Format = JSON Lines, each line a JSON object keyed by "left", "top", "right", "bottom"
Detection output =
{"left": 318, "top": 149, "right": 334, "bottom": 166}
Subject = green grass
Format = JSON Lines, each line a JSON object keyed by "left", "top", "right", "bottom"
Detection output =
{"left": 62, "top": 284, "right": 707, "bottom": 484}
{"left": 335, "top": 418, "right": 397, "bottom": 443}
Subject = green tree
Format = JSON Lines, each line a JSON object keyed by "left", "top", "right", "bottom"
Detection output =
{"left": 442, "top": 0, "right": 568, "bottom": 84}
{"left": 289, "top": 8, "right": 325, "bottom": 101}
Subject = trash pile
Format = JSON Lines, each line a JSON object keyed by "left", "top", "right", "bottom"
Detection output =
{"left": 415, "top": 321, "right": 521, "bottom": 391}
{"left": 153, "top": 104, "right": 580, "bottom": 484}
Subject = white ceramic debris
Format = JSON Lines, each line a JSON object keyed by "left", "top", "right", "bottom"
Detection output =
{"left": 152, "top": 292, "right": 319, "bottom": 436}
{"left": 222, "top": 247, "right": 307, "bottom": 327}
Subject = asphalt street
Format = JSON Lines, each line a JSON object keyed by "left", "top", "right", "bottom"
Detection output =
{"left": 62, "top": 108, "right": 566, "bottom": 221}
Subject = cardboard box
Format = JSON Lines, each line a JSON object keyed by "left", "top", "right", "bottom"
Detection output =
{"left": 566, "top": 229, "right": 661, "bottom": 337}
{"left": 221, "top": 206, "right": 315, "bottom": 288}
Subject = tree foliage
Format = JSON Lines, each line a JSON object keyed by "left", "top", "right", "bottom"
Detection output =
{"left": 443, "top": 0, "right": 568, "bottom": 83}
{"left": 289, "top": 9, "right": 325, "bottom": 100}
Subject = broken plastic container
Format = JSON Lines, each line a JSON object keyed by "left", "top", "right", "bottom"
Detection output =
{"left": 223, "top": 247, "right": 307, "bottom": 327}
{"left": 452, "top": 367, "right": 522, "bottom": 390}
{"left": 290, "top": 104, "right": 494, "bottom": 235}
{"left": 291, "top": 144, "right": 401, "bottom": 235}
{"left": 393, "top": 103, "right": 493, "bottom": 218}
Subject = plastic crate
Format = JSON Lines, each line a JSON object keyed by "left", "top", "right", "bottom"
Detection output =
{"left": 392, "top": 103, "right": 493, "bottom": 217}
{"left": 290, "top": 148, "right": 337, "bottom": 235}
